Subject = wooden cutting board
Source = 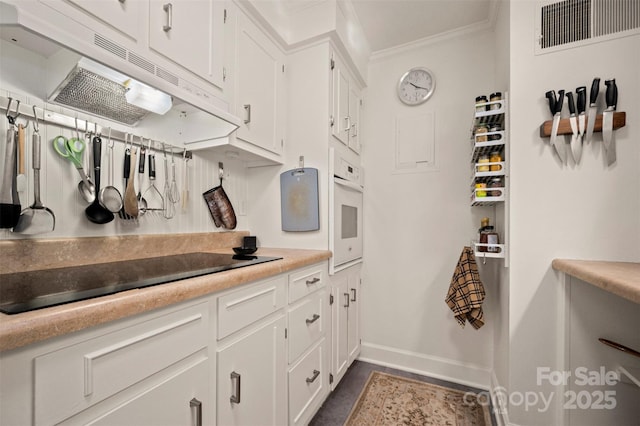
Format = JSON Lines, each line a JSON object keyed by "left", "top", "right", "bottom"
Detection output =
{"left": 280, "top": 167, "right": 319, "bottom": 232}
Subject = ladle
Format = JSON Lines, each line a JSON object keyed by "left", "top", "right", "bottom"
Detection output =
{"left": 13, "top": 106, "right": 55, "bottom": 234}
{"left": 98, "top": 128, "right": 123, "bottom": 213}
{"left": 85, "top": 135, "right": 114, "bottom": 224}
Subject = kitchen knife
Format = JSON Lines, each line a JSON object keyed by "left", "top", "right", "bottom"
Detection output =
{"left": 602, "top": 79, "right": 617, "bottom": 165}
{"left": 567, "top": 91, "right": 579, "bottom": 164}
{"left": 545, "top": 89, "right": 566, "bottom": 163}
{"left": 575, "top": 86, "right": 586, "bottom": 163}
{"left": 585, "top": 78, "right": 600, "bottom": 144}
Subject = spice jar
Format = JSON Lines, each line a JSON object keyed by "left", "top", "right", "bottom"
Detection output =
{"left": 490, "top": 151, "right": 502, "bottom": 171}
{"left": 475, "top": 95, "right": 488, "bottom": 113}
{"left": 480, "top": 226, "right": 500, "bottom": 252}
{"left": 475, "top": 183, "right": 487, "bottom": 197}
{"left": 488, "top": 124, "right": 502, "bottom": 140}
{"left": 475, "top": 125, "right": 488, "bottom": 142}
{"left": 477, "top": 155, "right": 490, "bottom": 172}
{"left": 489, "top": 92, "right": 502, "bottom": 110}
{"left": 481, "top": 217, "right": 490, "bottom": 228}
{"left": 488, "top": 177, "right": 503, "bottom": 196}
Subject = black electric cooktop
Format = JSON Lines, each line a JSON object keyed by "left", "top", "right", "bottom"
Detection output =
{"left": 0, "top": 252, "right": 282, "bottom": 315}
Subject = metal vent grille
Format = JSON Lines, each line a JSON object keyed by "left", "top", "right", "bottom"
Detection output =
{"left": 539, "top": 0, "right": 640, "bottom": 51}
{"left": 51, "top": 67, "right": 148, "bottom": 125}
{"left": 94, "top": 34, "right": 126, "bottom": 60}
{"left": 156, "top": 67, "right": 179, "bottom": 86}
{"left": 128, "top": 52, "right": 155, "bottom": 74}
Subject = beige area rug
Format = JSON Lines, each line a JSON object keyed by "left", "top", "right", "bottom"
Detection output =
{"left": 344, "top": 371, "right": 492, "bottom": 426}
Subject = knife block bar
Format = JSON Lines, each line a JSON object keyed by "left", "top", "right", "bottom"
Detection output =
{"left": 539, "top": 111, "right": 626, "bottom": 138}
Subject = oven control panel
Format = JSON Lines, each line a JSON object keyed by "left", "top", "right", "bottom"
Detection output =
{"left": 335, "top": 157, "right": 361, "bottom": 184}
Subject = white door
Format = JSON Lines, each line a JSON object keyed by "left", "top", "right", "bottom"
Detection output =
{"left": 347, "top": 265, "right": 361, "bottom": 363}
{"left": 64, "top": 0, "right": 141, "bottom": 41}
{"left": 148, "top": 0, "right": 224, "bottom": 87}
{"left": 332, "top": 61, "right": 350, "bottom": 145}
{"left": 217, "top": 316, "right": 287, "bottom": 426}
{"left": 331, "top": 273, "right": 349, "bottom": 389}
{"left": 235, "top": 11, "right": 284, "bottom": 155}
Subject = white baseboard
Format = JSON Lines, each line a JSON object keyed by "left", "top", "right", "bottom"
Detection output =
{"left": 358, "top": 341, "right": 492, "bottom": 390}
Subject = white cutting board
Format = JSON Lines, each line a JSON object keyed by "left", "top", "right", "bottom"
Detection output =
{"left": 280, "top": 167, "right": 319, "bottom": 232}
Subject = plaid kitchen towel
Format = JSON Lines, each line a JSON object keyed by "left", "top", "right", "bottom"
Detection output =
{"left": 445, "top": 246, "right": 485, "bottom": 329}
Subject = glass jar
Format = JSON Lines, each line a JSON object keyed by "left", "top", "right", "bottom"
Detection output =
{"left": 480, "top": 226, "right": 500, "bottom": 252}
{"left": 475, "top": 125, "right": 488, "bottom": 142}
{"left": 475, "top": 95, "right": 488, "bottom": 113}
{"left": 489, "top": 92, "right": 502, "bottom": 110}
{"left": 488, "top": 177, "right": 503, "bottom": 196}
{"left": 477, "top": 155, "right": 490, "bottom": 172}
{"left": 475, "top": 183, "right": 487, "bottom": 197}
{"left": 488, "top": 124, "right": 502, "bottom": 140}
{"left": 490, "top": 151, "right": 502, "bottom": 171}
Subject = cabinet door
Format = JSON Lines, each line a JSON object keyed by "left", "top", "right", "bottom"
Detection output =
{"left": 348, "top": 87, "right": 361, "bottom": 154}
{"left": 331, "top": 60, "right": 350, "bottom": 145}
{"left": 217, "top": 316, "right": 287, "bottom": 426}
{"left": 331, "top": 273, "right": 349, "bottom": 389}
{"left": 148, "top": 0, "right": 224, "bottom": 87}
{"left": 41, "top": 0, "right": 141, "bottom": 41}
{"left": 78, "top": 358, "right": 210, "bottom": 426}
{"left": 347, "top": 265, "right": 361, "bottom": 363}
{"left": 235, "top": 11, "right": 284, "bottom": 155}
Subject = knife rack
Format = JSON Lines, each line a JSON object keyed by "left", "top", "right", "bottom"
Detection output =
{"left": 539, "top": 111, "right": 626, "bottom": 137}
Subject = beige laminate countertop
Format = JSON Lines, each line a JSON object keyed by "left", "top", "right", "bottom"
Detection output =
{"left": 0, "top": 248, "right": 331, "bottom": 352}
{"left": 552, "top": 259, "right": 640, "bottom": 304}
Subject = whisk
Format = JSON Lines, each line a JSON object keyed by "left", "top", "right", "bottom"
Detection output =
{"left": 169, "top": 150, "right": 180, "bottom": 203}
{"left": 162, "top": 144, "right": 175, "bottom": 219}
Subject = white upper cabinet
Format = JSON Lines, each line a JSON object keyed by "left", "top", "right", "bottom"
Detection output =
{"left": 148, "top": 0, "right": 225, "bottom": 88}
{"left": 229, "top": 6, "right": 285, "bottom": 156}
{"left": 331, "top": 51, "right": 362, "bottom": 154}
{"left": 62, "top": 0, "right": 142, "bottom": 41}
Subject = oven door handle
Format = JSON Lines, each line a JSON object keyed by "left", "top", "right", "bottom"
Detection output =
{"left": 334, "top": 177, "right": 363, "bottom": 192}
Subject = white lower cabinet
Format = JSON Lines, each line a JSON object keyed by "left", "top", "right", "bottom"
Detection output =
{"left": 330, "top": 263, "right": 361, "bottom": 389}
{"left": 288, "top": 338, "right": 327, "bottom": 425}
{"left": 216, "top": 315, "right": 287, "bottom": 426}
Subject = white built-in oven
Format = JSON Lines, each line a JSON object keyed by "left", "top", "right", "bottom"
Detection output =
{"left": 329, "top": 148, "right": 363, "bottom": 274}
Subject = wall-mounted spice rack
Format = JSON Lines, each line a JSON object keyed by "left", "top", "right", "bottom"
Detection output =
{"left": 539, "top": 112, "right": 626, "bottom": 137}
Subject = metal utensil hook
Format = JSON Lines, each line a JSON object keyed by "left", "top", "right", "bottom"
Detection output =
{"left": 218, "top": 162, "right": 224, "bottom": 185}
{"left": 32, "top": 105, "right": 40, "bottom": 134}
{"left": 74, "top": 116, "right": 81, "bottom": 140}
{"left": 5, "top": 97, "right": 21, "bottom": 126}
{"left": 106, "top": 128, "right": 113, "bottom": 148}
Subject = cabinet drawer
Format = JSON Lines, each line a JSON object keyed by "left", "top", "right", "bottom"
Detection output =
{"left": 34, "top": 302, "right": 209, "bottom": 425}
{"left": 289, "top": 264, "right": 325, "bottom": 303}
{"left": 218, "top": 276, "right": 286, "bottom": 339}
{"left": 288, "top": 290, "right": 325, "bottom": 362}
{"left": 289, "top": 339, "right": 326, "bottom": 426}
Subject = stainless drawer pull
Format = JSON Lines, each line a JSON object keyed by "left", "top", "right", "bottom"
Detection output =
{"left": 344, "top": 293, "right": 350, "bottom": 308}
{"left": 306, "top": 369, "right": 320, "bottom": 384}
{"left": 350, "top": 288, "right": 357, "bottom": 302}
{"left": 305, "top": 277, "right": 320, "bottom": 285}
{"left": 162, "top": 3, "right": 173, "bottom": 32}
{"left": 243, "top": 104, "right": 251, "bottom": 124}
{"left": 305, "top": 313, "right": 320, "bottom": 325}
{"left": 230, "top": 371, "right": 241, "bottom": 404}
{"left": 190, "top": 398, "right": 202, "bottom": 426}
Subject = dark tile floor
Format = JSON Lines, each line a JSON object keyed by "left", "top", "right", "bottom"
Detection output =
{"left": 309, "top": 360, "right": 497, "bottom": 426}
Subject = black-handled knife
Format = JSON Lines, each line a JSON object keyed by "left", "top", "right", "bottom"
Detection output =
{"left": 545, "top": 89, "right": 566, "bottom": 163}
{"left": 555, "top": 90, "right": 565, "bottom": 114}
{"left": 567, "top": 91, "right": 576, "bottom": 115}
{"left": 576, "top": 86, "right": 586, "bottom": 115}
{"left": 545, "top": 90, "right": 557, "bottom": 115}
{"left": 585, "top": 77, "right": 600, "bottom": 144}
{"left": 605, "top": 79, "right": 617, "bottom": 110}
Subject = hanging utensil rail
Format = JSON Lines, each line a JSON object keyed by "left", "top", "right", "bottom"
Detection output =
{"left": 0, "top": 95, "right": 192, "bottom": 159}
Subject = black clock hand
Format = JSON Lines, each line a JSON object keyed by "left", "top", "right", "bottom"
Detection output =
{"left": 410, "top": 82, "right": 428, "bottom": 90}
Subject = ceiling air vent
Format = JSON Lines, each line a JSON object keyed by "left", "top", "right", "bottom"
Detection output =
{"left": 94, "top": 34, "right": 126, "bottom": 60}
{"left": 536, "top": 0, "right": 640, "bottom": 54}
{"left": 128, "top": 52, "right": 155, "bottom": 74}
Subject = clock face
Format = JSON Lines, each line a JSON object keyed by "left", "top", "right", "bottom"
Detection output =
{"left": 397, "top": 67, "right": 435, "bottom": 105}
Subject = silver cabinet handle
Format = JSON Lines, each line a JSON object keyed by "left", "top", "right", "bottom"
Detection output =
{"left": 343, "top": 116, "right": 351, "bottom": 132}
{"left": 243, "top": 104, "right": 251, "bottom": 124}
{"left": 344, "top": 293, "right": 350, "bottom": 308}
{"left": 162, "top": 3, "right": 173, "bottom": 32}
{"left": 351, "top": 122, "right": 358, "bottom": 137}
{"left": 306, "top": 369, "right": 320, "bottom": 383}
{"left": 350, "top": 288, "right": 357, "bottom": 302}
{"left": 190, "top": 398, "right": 202, "bottom": 426}
{"left": 305, "top": 313, "right": 320, "bottom": 325}
{"left": 305, "top": 277, "right": 320, "bottom": 285}
{"left": 230, "top": 371, "right": 241, "bottom": 404}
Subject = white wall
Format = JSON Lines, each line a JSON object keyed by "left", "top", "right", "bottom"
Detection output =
{"left": 508, "top": 1, "right": 640, "bottom": 424}
{"left": 359, "top": 29, "right": 500, "bottom": 388}
{"left": 0, "top": 40, "right": 249, "bottom": 240}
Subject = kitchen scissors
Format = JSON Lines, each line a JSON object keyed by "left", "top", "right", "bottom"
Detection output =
{"left": 52, "top": 135, "right": 86, "bottom": 167}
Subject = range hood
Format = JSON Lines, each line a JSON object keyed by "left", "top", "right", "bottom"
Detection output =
{"left": 0, "top": 1, "right": 242, "bottom": 145}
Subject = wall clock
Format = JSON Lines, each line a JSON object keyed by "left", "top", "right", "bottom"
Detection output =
{"left": 397, "top": 67, "right": 435, "bottom": 105}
